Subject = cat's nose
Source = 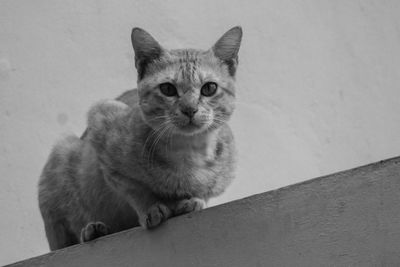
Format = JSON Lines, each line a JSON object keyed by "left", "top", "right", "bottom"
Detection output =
{"left": 181, "top": 107, "right": 198, "bottom": 118}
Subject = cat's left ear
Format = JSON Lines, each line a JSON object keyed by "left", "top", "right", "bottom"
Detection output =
{"left": 212, "top": 26, "right": 243, "bottom": 76}
{"left": 131, "top": 28, "right": 164, "bottom": 80}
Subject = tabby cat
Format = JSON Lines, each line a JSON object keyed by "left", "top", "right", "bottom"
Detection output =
{"left": 38, "top": 26, "right": 242, "bottom": 250}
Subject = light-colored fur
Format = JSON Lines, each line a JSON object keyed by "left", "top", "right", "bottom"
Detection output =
{"left": 38, "top": 26, "right": 242, "bottom": 250}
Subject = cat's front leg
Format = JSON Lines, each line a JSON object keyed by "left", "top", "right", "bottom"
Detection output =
{"left": 139, "top": 197, "right": 207, "bottom": 226}
{"left": 139, "top": 197, "right": 206, "bottom": 227}
{"left": 172, "top": 197, "right": 207, "bottom": 216}
{"left": 104, "top": 173, "right": 172, "bottom": 229}
{"left": 130, "top": 198, "right": 174, "bottom": 229}
{"left": 141, "top": 202, "right": 172, "bottom": 229}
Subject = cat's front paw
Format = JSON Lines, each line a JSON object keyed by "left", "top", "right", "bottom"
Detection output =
{"left": 80, "top": 221, "right": 110, "bottom": 243}
{"left": 174, "top": 198, "right": 206, "bottom": 216}
{"left": 141, "top": 203, "right": 172, "bottom": 229}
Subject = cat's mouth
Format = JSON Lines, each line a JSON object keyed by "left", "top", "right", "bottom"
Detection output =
{"left": 174, "top": 120, "right": 209, "bottom": 135}
{"left": 183, "top": 121, "right": 200, "bottom": 129}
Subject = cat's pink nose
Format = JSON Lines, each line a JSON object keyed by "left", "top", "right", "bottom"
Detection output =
{"left": 181, "top": 107, "right": 198, "bottom": 118}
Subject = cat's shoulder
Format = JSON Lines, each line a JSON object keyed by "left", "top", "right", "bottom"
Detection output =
{"left": 87, "top": 88, "right": 139, "bottom": 124}
{"left": 87, "top": 99, "right": 130, "bottom": 130}
{"left": 80, "top": 89, "right": 139, "bottom": 140}
{"left": 116, "top": 89, "right": 139, "bottom": 107}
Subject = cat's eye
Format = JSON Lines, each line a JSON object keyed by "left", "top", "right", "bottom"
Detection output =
{"left": 159, "top": 83, "right": 178, "bottom": 97}
{"left": 201, "top": 82, "right": 218, "bottom": 97}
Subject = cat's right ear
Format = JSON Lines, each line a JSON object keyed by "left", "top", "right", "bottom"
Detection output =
{"left": 131, "top": 28, "right": 163, "bottom": 80}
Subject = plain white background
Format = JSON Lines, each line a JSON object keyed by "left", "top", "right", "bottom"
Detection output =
{"left": 1, "top": 0, "right": 400, "bottom": 265}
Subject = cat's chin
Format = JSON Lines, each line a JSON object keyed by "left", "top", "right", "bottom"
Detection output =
{"left": 173, "top": 123, "right": 211, "bottom": 137}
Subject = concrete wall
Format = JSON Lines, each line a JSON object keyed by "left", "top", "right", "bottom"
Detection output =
{"left": 1, "top": 0, "right": 400, "bottom": 265}
{"left": 7, "top": 157, "right": 400, "bottom": 266}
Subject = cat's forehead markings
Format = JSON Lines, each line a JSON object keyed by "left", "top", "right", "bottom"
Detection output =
{"left": 175, "top": 61, "right": 201, "bottom": 84}
{"left": 146, "top": 49, "right": 228, "bottom": 86}
{"left": 152, "top": 66, "right": 180, "bottom": 83}
{"left": 170, "top": 48, "right": 205, "bottom": 60}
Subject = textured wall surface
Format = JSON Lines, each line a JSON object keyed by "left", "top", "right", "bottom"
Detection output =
{"left": 7, "top": 157, "right": 400, "bottom": 267}
{"left": 1, "top": 0, "right": 400, "bottom": 265}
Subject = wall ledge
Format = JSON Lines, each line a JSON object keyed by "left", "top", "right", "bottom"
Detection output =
{"left": 6, "top": 156, "right": 400, "bottom": 266}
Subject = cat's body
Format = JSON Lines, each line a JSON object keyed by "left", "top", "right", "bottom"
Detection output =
{"left": 39, "top": 27, "right": 242, "bottom": 250}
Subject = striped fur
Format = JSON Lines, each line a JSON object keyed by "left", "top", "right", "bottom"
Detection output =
{"left": 38, "top": 27, "right": 242, "bottom": 250}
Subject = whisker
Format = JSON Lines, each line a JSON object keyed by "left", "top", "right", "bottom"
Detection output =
{"left": 141, "top": 120, "right": 170, "bottom": 162}
{"left": 148, "top": 120, "right": 171, "bottom": 169}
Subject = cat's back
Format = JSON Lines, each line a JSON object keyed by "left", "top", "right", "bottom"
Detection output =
{"left": 38, "top": 135, "right": 86, "bottom": 223}
{"left": 38, "top": 135, "right": 93, "bottom": 203}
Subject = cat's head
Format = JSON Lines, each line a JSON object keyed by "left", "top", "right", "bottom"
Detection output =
{"left": 131, "top": 26, "right": 242, "bottom": 136}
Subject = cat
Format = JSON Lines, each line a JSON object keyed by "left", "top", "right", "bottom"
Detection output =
{"left": 38, "top": 26, "right": 242, "bottom": 250}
